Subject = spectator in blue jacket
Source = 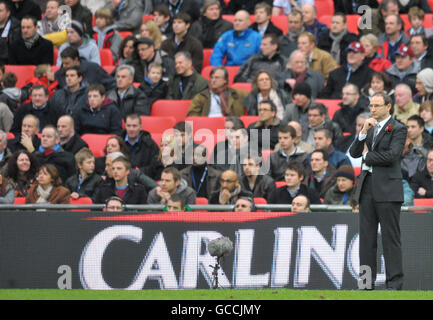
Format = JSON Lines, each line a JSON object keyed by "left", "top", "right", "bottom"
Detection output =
{"left": 72, "top": 83, "right": 122, "bottom": 136}
{"left": 210, "top": 10, "right": 261, "bottom": 66}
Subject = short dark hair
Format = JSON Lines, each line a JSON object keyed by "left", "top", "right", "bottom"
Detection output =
{"left": 174, "top": 121, "right": 192, "bottom": 133}
{"left": 32, "top": 84, "right": 49, "bottom": 96}
{"left": 168, "top": 193, "right": 186, "bottom": 210}
{"left": 372, "top": 91, "right": 392, "bottom": 106}
{"left": 21, "top": 15, "right": 37, "bottom": 26}
{"left": 262, "top": 33, "right": 280, "bottom": 49}
{"left": 173, "top": 11, "right": 191, "bottom": 24}
{"left": 225, "top": 116, "right": 245, "bottom": 130}
{"left": 162, "top": 167, "right": 181, "bottom": 181}
{"left": 407, "top": 114, "right": 425, "bottom": 127}
{"left": 210, "top": 66, "right": 228, "bottom": 83}
{"left": 309, "top": 103, "right": 327, "bottom": 116}
{"left": 39, "top": 164, "right": 62, "bottom": 186}
{"left": 259, "top": 99, "right": 277, "bottom": 112}
{"left": 285, "top": 161, "right": 304, "bottom": 178}
{"left": 333, "top": 12, "right": 346, "bottom": 23}
{"left": 255, "top": 2, "right": 272, "bottom": 15}
{"left": 2, "top": 72, "right": 17, "bottom": 88}
{"left": 153, "top": 4, "right": 170, "bottom": 17}
{"left": 60, "top": 46, "right": 80, "bottom": 60}
{"left": 410, "top": 33, "right": 428, "bottom": 46}
{"left": 278, "top": 124, "right": 296, "bottom": 138}
{"left": 65, "top": 65, "right": 83, "bottom": 78}
{"left": 315, "top": 128, "right": 333, "bottom": 140}
{"left": 88, "top": 83, "right": 106, "bottom": 96}
{"left": 311, "top": 149, "right": 329, "bottom": 161}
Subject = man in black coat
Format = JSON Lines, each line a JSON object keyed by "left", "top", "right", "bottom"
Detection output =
{"left": 250, "top": 2, "right": 282, "bottom": 37}
{"left": 106, "top": 64, "right": 150, "bottom": 118}
{"left": 11, "top": 85, "right": 64, "bottom": 135}
{"left": 198, "top": 0, "right": 232, "bottom": 49}
{"left": 317, "top": 13, "right": 359, "bottom": 67}
{"left": 349, "top": 92, "right": 407, "bottom": 290}
{"left": 160, "top": 12, "right": 204, "bottom": 73}
{"left": 8, "top": 15, "right": 53, "bottom": 65}
{"left": 0, "top": 1, "right": 21, "bottom": 65}
{"left": 410, "top": 149, "right": 433, "bottom": 198}
{"left": 35, "top": 125, "right": 76, "bottom": 185}
{"left": 121, "top": 113, "right": 160, "bottom": 177}
{"left": 57, "top": 115, "right": 88, "bottom": 155}
{"left": 55, "top": 46, "right": 116, "bottom": 92}
{"left": 49, "top": 65, "right": 88, "bottom": 115}
{"left": 93, "top": 156, "right": 148, "bottom": 204}
{"left": 319, "top": 41, "right": 374, "bottom": 99}
{"left": 7, "top": 114, "right": 40, "bottom": 153}
{"left": 268, "top": 161, "right": 321, "bottom": 204}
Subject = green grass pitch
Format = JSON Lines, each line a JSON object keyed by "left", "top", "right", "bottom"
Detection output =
{"left": 0, "top": 289, "right": 433, "bottom": 300}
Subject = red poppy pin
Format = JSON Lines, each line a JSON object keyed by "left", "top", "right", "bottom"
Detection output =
{"left": 386, "top": 125, "right": 393, "bottom": 132}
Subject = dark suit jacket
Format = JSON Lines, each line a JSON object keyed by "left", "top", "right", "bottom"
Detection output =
{"left": 349, "top": 117, "right": 407, "bottom": 203}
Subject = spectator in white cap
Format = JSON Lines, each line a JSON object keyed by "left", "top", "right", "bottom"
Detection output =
{"left": 414, "top": 67, "right": 433, "bottom": 104}
{"left": 56, "top": 20, "right": 101, "bottom": 66}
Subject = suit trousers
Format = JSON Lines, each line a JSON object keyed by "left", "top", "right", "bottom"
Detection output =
{"left": 359, "top": 173, "right": 404, "bottom": 290}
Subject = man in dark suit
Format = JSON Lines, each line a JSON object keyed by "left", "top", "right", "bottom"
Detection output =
{"left": 349, "top": 92, "right": 407, "bottom": 290}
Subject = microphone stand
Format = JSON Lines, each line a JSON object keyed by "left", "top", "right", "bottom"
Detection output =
{"left": 210, "top": 256, "right": 222, "bottom": 289}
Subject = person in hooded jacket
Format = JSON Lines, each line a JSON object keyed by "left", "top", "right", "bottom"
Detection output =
{"left": 72, "top": 83, "right": 122, "bottom": 135}
{"left": 92, "top": 7, "right": 123, "bottom": 62}
{"left": 0, "top": 71, "right": 22, "bottom": 114}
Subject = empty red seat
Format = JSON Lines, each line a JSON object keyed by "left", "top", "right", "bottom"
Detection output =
{"left": 151, "top": 100, "right": 192, "bottom": 123}
{"left": 103, "top": 65, "right": 116, "bottom": 75}
{"left": 99, "top": 49, "right": 113, "bottom": 66}
{"left": 70, "top": 197, "right": 93, "bottom": 211}
{"left": 315, "top": 0, "right": 334, "bottom": 18}
{"left": 6, "top": 132, "right": 15, "bottom": 140}
{"left": 261, "top": 149, "right": 273, "bottom": 164}
{"left": 275, "top": 181, "right": 286, "bottom": 188}
{"left": 142, "top": 14, "right": 153, "bottom": 22}
{"left": 240, "top": 116, "right": 260, "bottom": 128}
{"left": 318, "top": 15, "right": 331, "bottom": 28}
{"left": 271, "top": 15, "right": 288, "bottom": 34}
{"left": 315, "top": 99, "right": 342, "bottom": 120}
{"left": 202, "top": 48, "right": 213, "bottom": 70}
{"left": 118, "top": 31, "right": 133, "bottom": 39}
{"left": 5, "top": 65, "right": 36, "bottom": 88}
{"left": 140, "top": 116, "right": 177, "bottom": 134}
{"left": 81, "top": 134, "right": 116, "bottom": 158}
{"left": 254, "top": 197, "right": 267, "bottom": 204}
{"left": 185, "top": 116, "right": 226, "bottom": 137}
{"left": 196, "top": 197, "right": 209, "bottom": 205}
{"left": 346, "top": 15, "right": 361, "bottom": 35}
{"left": 14, "top": 197, "right": 26, "bottom": 204}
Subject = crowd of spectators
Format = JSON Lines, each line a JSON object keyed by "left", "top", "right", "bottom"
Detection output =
{"left": 2, "top": 0, "right": 433, "bottom": 211}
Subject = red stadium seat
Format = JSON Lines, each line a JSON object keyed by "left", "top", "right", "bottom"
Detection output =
{"left": 315, "top": 99, "right": 342, "bottom": 120}
{"left": 196, "top": 197, "right": 209, "bottom": 205}
{"left": 222, "top": 14, "right": 235, "bottom": 24}
{"left": 315, "top": 0, "right": 334, "bottom": 18}
{"left": 142, "top": 14, "right": 153, "bottom": 22}
{"left": 14, "top": 197, "right": 26, "bottom": 204}
{"left": 118, "top": 31, "right": 133, "bottom": 39}
{"left": 151, "top": 100, "right": 191, "bottom": 123}
{"left": 201, "top": 66, "right": 240, "bottom": 84}
{"left": 185, "top": 116, "right": 226, "bottom": 137}
{"left": 81, "top": 134, "right": 116, "bottom": 158}
{"left": 230, "top": 82, "right": 252, "bottom": 92}
{"left": 140, "top": 116, "right": 177, "bottom": 134}
{"left": 414, "top": 198, "right": 433, "bottom": 208}
{"left": 254, "top": 197, "right": 267, "bottom": 204}
{"left": 53, "top": 48, "right": 58, "bottom": 66}
{"left": 202, "top": 49, "right": 213, "bottom": 70}
{"left": 240, "top": 116, "right": 260, "bottom": 128}
{"left": 318, "top": 15, "right": 331, "bottom": 28}
{"left": 150, "top": 132, "right": 162, "bottom": 147}
{"left": 261, "top": 149, "right": 273, "bottom": 164}
{"left": 103, "top": 65, "right": 116, "bottom": 75}
{"left": 271, "top": 15, "right": 288, "bottom": 34}
{"left": 6, "top": 132, "right": 14, "bottom": 140}
{"left": 275, "top": 181, "right": 286, "bottom": 188}
{"left": 424, "top": 14, "right": 433, "bottom": 28}
{"left": 133, "top": 82, "right": 140, "bottom": 88}
{"left": 70, "top": 197, "right": 92, "bottom": 211}
{"left": 353, "top": 166, "right": 361, "bottom": 178}
{"left": 346, "top": 15, "right": 361, "bottom": 35}
{"left": 99, "top": 49, "right": 113, "bottom": 66}
{"left": 51, "top": 65, "right": 60, "bottom": 74}
{"left": 5, "top": 65, "right": 36, "bottom": 88}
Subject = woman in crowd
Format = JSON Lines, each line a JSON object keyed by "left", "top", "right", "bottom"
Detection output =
{"left": 5, "top": 150, "right": 39, "bottom": 197}
{"left": 414, "top": 68, "right": 433, "bottom": 104}
{"left": 147, "top": 135, "right": 183, "bottom": 180}
{"left": 95, "top": 136, "right": 130, "bottom": 175}
{"left": 25, "top": 164, "right": 70, "bottom": 204}
{"left": 359, "top": 33, "right": 392, "bottom": 72}
{"left": 243, "top": 70, "right": 290, "bottom": 120}
{"left": 361, "top": 71, "right": 395, "bottom": 101}
{"left": 137, "top": 20, "right": 164, "bottom": 49}
{"left": 117, "top": 36, "right": 137, "bottom": 66}
{"left": 0, "top": 173, "right": 15, "bottom": 204}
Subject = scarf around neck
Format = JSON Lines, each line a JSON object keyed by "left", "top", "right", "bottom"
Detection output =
{"left": 24, "top": 32, "right": 39, "bottom": 49}
{"left": 36, "top": 184, "right": 53, "bottom": 203}
{"left": 329, "top": 29, "right": 347, "bottom": 65}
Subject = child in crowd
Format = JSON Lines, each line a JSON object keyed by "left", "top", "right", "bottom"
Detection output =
{"left": 139, "top": 62, "right": 168, "bottom": 110}
{"left": 93, "top": 7, "right": 123, "bottom": 62}
{"left": 21, "top": 64, "right": 58, "bottom": 104}
{"left": 65, "top": 148, "right": 103, "bottom": 200}
{"left": 407, "top": 7, "right": 426, "bottom": 36}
